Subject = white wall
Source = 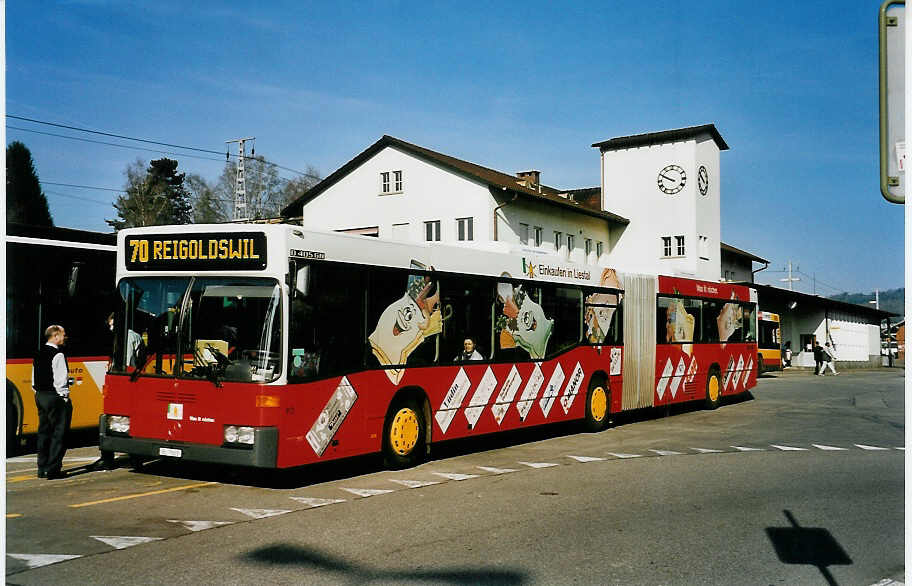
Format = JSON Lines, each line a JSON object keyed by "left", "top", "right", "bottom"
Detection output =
{"left": 600, "top": 134, "right": 721, "bottom": 281}
{"left": 300, "top": 146, "right": 493, "bottom": 242}
{"left": 498, "top": 200, "right": 613, "bottom": 265}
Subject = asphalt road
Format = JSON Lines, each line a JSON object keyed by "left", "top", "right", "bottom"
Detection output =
{"left": 5, "top": 369, "right": 905, "bottom": 585}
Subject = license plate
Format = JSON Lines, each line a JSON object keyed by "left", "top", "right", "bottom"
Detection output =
{"left": 159, "top": 447, "right": 182, "bottom": 458}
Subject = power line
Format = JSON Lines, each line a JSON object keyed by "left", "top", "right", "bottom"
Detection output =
{"left": 41, "top": 181, "right": 122, "bottom": 193}
{"left": 43, "top": 189, "right": 114, "bottom": 206}
{"left": 7, "top": 114, "right": 320, "bottom": 180}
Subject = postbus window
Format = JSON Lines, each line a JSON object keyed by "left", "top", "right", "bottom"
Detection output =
{"left": 657, "top": 296, "right": 700, "bottom": 344}
{"left": 495, "top": 280, "right": 553, "bottom": 361}
{"left": 288, "top": 262, "right": 366, "bottom": 380}
{"left": 438, "top": 274, "right": 494, "bottom": 362}
{"left": 367, "top": 266, "right": 440, "bottom": 376}
{"left": 700, "top": 299, "right": 722, "bottom": 343}
{"left": 541, "top": 284, "right": 581, "bottom": 356}
{"left": 583, "top": 287, "right": 622, "bottom": 345}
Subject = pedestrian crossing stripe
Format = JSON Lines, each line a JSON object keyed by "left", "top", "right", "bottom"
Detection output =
{"left": 289, "top": 497, "right": 347, "bottom": 507}
{"left": 518, "top": 461, "right": 559, "bottom": 468}
{"left": 7, "top": 553, "right": 82, "bottom": 568}
{"left": 649, "top": 449, "right": 683, "bottom": 456}
{"left": 732, "top": 446, "right": 765, "bottom": 451}
{"left": 770, "top": 445, "right": 808, "bottom": 451}
{"left": 812, "top": 444, "right": 847, "bottom": 451}
{"left": 167, "top": 520, "right": 234, "bottom": 532}
{"left": 230, "top": 507, "right": 291, "bottom": 519}
{"left": 476, "top": 466, "right": 517, "bottom": 474}
{"left": 91, "top": 535, "right": 163, "bottom": 550}
{"left": 855, "top": 444, "right": 890, "bottom": 450}
{"left": 387, "top": 479, "right": 441, "bottom": 489}
{"left": 691, "top": 448, "right": 724, "bottom": 453}
{"left": 567, "top": 455, "right": 606, "bottom": 462}
{"left": 339, "top": 487, "right": 393, "bottom": 497}
{"left": 606, "top": 452, "right": 642, "bottom": 459}
{"left": 431, "top": 472, "right": 479, "bottom": 481}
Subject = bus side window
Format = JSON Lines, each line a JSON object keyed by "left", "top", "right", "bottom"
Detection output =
{"left": 700, "top": 299, "right": 722, "bottom": 343}
{"left": 438, "top": 275, "right": 493, "bottom": 362}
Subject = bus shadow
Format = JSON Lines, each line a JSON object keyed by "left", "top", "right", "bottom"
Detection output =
{"left": 122, "top": 391, "right": 757, "bottom": 488}
{"left": 241, "top": 542, "right": 528, "bottom": 585}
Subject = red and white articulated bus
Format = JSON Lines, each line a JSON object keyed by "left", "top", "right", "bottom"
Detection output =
{"left": 100, "top": 224, "right": 758, "bottom": 469}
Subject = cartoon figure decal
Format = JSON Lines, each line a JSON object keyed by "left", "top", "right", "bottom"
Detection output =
{"left": 584, "top": 268, "right": 623, "bottom": 344}
{"left": 664, "top": 296, "right": 695, "bottom": 356}
{"left": 368, "top": 261, "right": 442, "bottom": 384}
{"left": 716, "top": 292, "right": 742, "bottom": 343}
{"left": 495, "top": 275, "right": 553, "bottom": 359}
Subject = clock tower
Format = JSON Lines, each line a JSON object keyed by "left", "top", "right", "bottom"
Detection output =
{"left": 592, "top": 124, "right": 727, "bottom": 281}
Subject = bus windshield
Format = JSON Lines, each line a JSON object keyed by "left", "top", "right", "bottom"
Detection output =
{"left": 110, "top": 276, "right": 282, "bottom": 383}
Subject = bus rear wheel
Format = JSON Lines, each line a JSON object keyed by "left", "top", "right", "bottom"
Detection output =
{"left": 705, "top": 367, "right": 722, "bottom": 410}
{"left": 382, "top": 399, "right": 426, "bottom": 469}
{"left": 584, "top": 377, "right": 610, "bottom": 432}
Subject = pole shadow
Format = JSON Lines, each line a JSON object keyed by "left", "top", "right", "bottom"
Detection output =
{"left": 765, "top": 509, "right": 852, "bottom": 586}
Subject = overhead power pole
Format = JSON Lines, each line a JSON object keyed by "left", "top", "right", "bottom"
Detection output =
{"left": 226, "top": 137, "right": 255, "bottom": 221}
{"left": 779, "top": 260, "right": 800, "bottom": 291}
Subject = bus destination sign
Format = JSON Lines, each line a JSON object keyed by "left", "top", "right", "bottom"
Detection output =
{"left": 125, "top": 232, "right": 268, "bottom": 271}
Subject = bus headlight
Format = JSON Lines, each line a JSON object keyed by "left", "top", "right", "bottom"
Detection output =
{"left": 224, "top": 425, "right": 255, "bottom": 446}
{"left": 107, "top": 415, "right": 131, "bottom": 435}
{"left": 237, "top": 427, "right": 255, "bottom": 445}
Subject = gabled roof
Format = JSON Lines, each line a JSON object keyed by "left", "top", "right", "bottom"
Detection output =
{"left": 281, "top": 135, "right": 629, "bottom": 225}
{"left": 720, "top": 241, "right": 769, "bottom": 264}
{"left": 592, "top": 124, "right": 729, "bottom": 152}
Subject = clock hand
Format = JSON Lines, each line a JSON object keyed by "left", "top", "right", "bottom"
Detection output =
{"left": 659, "top": 174, "right": 675, "bottom": 181}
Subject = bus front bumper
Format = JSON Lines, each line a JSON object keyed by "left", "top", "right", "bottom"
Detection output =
{"left": 99, "top": 416, "right": 278, "bottom": 468}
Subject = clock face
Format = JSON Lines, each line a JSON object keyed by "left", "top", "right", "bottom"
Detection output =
{"left": 698, "top": 165, "right": 709, "bottom": 196}
{"left": 657, "top": 164, "right": 686, "bottom": 195}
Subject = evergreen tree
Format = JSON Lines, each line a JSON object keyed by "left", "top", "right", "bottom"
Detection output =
{"left": 6, "top": 141, "right": 53, "bottom": 226}
{"left": 107, "top": 158, "right": 192, "bottom": 230}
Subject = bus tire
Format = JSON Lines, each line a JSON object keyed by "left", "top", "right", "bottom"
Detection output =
{"left": 382, "top": 398, "right": 426, "bottom": 469}
{"left": 757, "top": 354, "right": 765, "bottom": 376}
{"left": 6, "top": 381, "right": 23, "bottom": 453}
{"left": 705, "top": 366, "right": 722, "bottom": 410}
{"left": 583, "top": 375, "right": 610, "bottom": 433}
{"left": 128, "top": 455, "right": 146, "bottom": 470}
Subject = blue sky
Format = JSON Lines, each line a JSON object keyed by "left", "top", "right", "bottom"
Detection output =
{"left": 6, "top": 1, "right": 903, "bottom": 296}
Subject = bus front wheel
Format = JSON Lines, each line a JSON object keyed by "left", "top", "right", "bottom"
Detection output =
{"left": 382, "top": 399, "right": 426, "bottom": 469}
{"left": 705, "top": 367, "right": 722, "bottom": 410}
{"left": 6, "top": 382, "right": 22, "bottom": 454}
{"left": 583, "top": 377, "right": 610, "bottom": 433}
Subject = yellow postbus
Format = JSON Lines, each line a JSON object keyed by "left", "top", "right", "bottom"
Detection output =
{"left": 757, "top": 311, "right": 782, "bottom": 374}
{"left": 6, "top": 224, "right": 116, "bottom": 449}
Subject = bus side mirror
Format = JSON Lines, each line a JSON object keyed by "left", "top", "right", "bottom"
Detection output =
{"left": 288, "top": 261, "right": 310, "bottom": 300}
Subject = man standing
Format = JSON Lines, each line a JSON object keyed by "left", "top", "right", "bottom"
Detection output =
{"left": 813, "top": 341, "right": 824, "bottom": 376}
{"left": 32, "top": 325, "right": 71, "bottom": 479}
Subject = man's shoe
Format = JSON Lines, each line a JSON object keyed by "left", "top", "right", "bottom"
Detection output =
{"left": 46, "top": 470, "right": 66, "bottom": 480}
{"left": 37, "top": 470, "right": 47, "bottom": 478}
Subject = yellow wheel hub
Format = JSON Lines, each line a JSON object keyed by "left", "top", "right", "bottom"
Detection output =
{"left": 708, "top": 375, "right": 720, "bottom": 402}
{"left": 590, "top": 386, "right": 607, "bottom": 422}
{"left": 390, "top": 408, "right": 420, "bottom": 456}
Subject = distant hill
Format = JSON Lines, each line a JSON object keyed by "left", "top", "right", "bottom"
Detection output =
{"left": 828, "top": 288, "right": 904, "bottom": 319}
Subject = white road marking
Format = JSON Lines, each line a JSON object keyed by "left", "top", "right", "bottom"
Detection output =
{"left": 691, "top": 448, "right": 724, "bottom": 453}
{"left": 431, "top": 472, "right": 479, "bottom": 481}
{"left": 167, "top": 520, "right": 234, "bottom": 532}
{"left": 567, "top": 455, "right": 606, "bottom": 462}
{"left": 290, "top": 497, "right": 347, "bottom": 508}
{"left": 732, "top": 446, "right": 765, "bottom": 451}
{"left": 770, "top": 445, "right": 808, "bottom": 451}
{"left": 7, "top": 553, "right": 81, "bottom": 568}
{"left": 230, "top": 507, "right": 291, "bottom": 519}
{"left": 476, "top": 466, "right": 518, "bottom": 474}
{"left": 388, "top": 479, "right": 441, "bottom": 488}
{"left": 518, "top": 461, "right": 559, "bottom": 468}
{"left": 91, "top": 536, "right": 163, "bottom": 550}
{"left": 812, "top": 444, "right": 848, "bottom": 451}
{"left": 855, "top": 444, "right": 890, "bottom": 451}
{"left": 649, "top": 449, "right": 683, "bottom": 456}
{"left": 339, "top": 488, "right": 394, "bottom": 498}
{"left": 606, "top": 452, "right": 642, "bottom": 459}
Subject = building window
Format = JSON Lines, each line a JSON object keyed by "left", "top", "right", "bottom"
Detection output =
{"left": 567, "top": 234, "right": 575, "bottom": 252}
{"left": 596, "top": 241, "right": 603, "bottom": 258}
{"left": 534, "top": 226, "right": 543, "bottom": 247}
{"left": 699, "top": 235, "right": 709, "bottom": 260}
{"left": 584, "top": 238, "right": 592, "bottom": 258}
{"left": 425, "top": 220, "right": 441, "bottom": 242}
{"left": 380, "top": 172, "right": 390, "bottom": 194}
{"left": 554, "top": 231, "right": 562, "bottom": 252}
{"left": 519, "top": 223, "right": 529, "bottom": 245}
{"left": 662, "top": 236, "right": 673, "bottom": 257}
{"left": 393, "top": 170, "right": 403, "bottom": 192}
{"left": 457, "top": 217, "right": 474, "bottom": 241}
{"left": 676, "top": 235, "right": 685, "bottom": 256}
